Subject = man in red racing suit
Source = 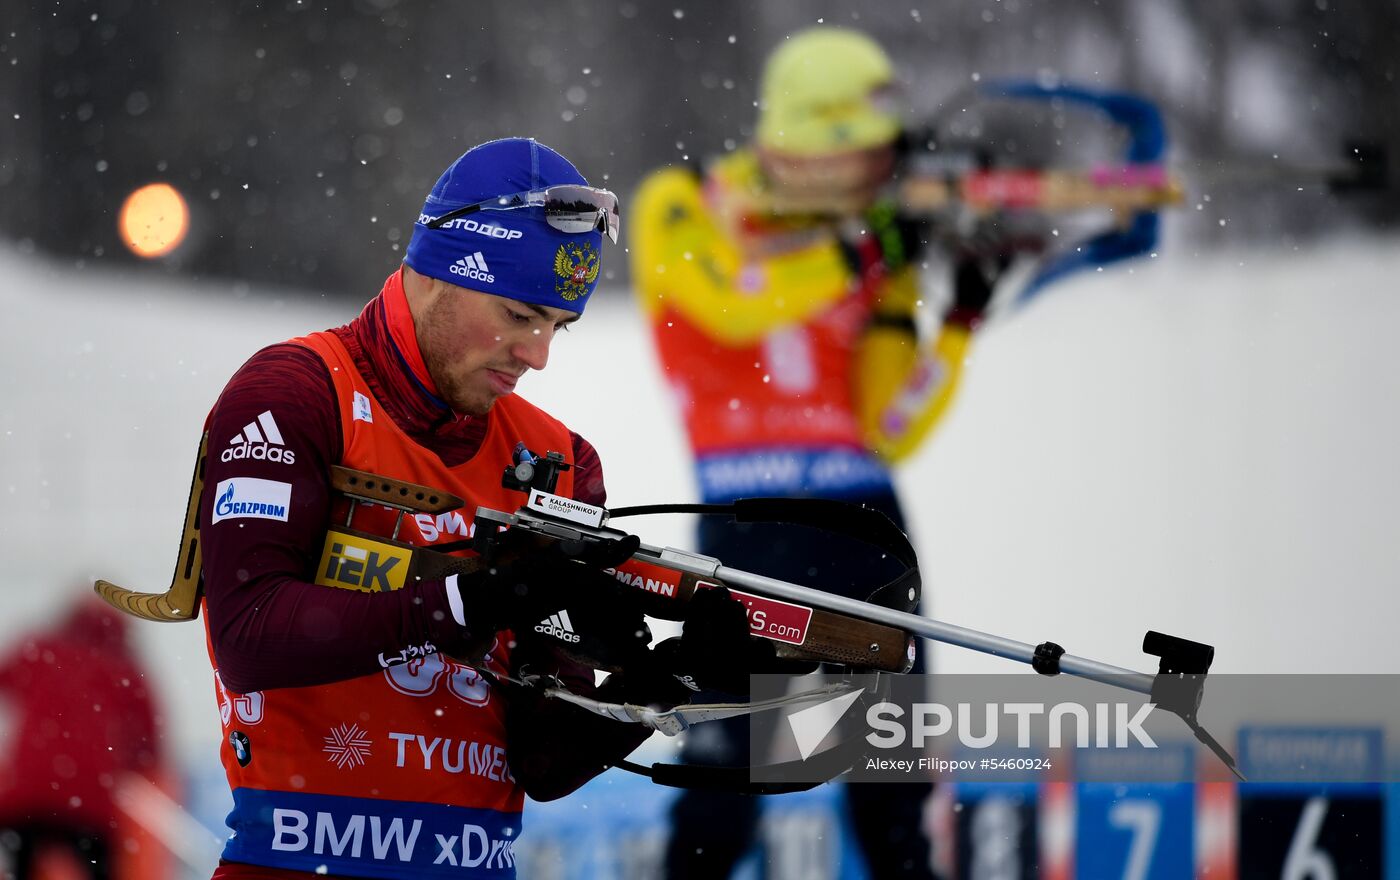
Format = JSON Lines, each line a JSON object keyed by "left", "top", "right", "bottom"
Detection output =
{"left": 200, "top": 139, "right": 722, "bottom": 880}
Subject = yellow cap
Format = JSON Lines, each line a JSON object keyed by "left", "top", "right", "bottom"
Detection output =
{"left": 757, "top": 27, "right": 900, "bottom": 157}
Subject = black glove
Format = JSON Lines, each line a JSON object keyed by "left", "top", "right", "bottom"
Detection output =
{"left": 464, "top": 530, "right": 651, "bottom": 669}
{"left": 653, "top": 586, "right": 778, "bottom": 698}
{"left": 839, "top": 199, "right": 931, "bottom": 279}
{"left": 474, "top": 517, "right": 641, "bottom": 571}
{"left": 508, "top": 558, "right": 653, "bottom": 669}
{"left": 947, "top": 253, "right": 1002, "bottom": 326}
{"left": 869, "top": 199, "right": 931, "bottom": 275}
{"left": 946, "top": 216, "right": 1046, "bottom": 327}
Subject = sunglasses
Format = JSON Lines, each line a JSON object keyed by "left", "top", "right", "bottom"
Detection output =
{"left": 424, "top": 184, "right": 620, "bottom": 243}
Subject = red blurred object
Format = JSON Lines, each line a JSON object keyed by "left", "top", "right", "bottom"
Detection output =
{"left": 0, "top": 598, "right": 170, "bottom": 879}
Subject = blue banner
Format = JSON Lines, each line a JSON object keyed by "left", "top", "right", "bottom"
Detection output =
{"left": 696, "top": 446, "right": 893, "bottom": 503}
{"left": 222, "top": 788, "right": 522, "bottom": 879}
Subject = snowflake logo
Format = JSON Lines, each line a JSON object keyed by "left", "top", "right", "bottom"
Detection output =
{"left": 322, "top": 723, "right": 372, "bottom": 769}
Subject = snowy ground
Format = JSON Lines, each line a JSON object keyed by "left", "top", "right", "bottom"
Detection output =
{"left": 2, "top": 233, "right": 1398, "bottom": 822}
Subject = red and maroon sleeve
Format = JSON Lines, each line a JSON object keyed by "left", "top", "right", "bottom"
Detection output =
{"left": 202, "top": 344, "right": 467, "bottom": 694}
{"left": 569, "top": 431, "right": 606, "bottom": 507}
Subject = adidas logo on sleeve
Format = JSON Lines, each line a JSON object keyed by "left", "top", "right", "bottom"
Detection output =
{"left": 221, "top": 410, "right": 296, "bottom": 464}
{"left": 534, "top": 610, "right": 581, "bottom": 644}
{"left": 449, "top": 252, "right": 494, "bottom": 284}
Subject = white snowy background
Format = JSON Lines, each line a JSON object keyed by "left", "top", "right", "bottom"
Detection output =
{"left": 2, "top": 230, "right": 1399, "bottom": 874}
{"left": 3, "top": 0, "right": 1397, "bottom": 874}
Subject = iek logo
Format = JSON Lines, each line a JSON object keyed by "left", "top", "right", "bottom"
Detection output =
{"left": 321, "top": 539, "right": 409, "bottom": 592}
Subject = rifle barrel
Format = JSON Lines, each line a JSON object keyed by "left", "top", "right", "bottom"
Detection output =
{"left": 712, "top": 562, "right": 1155, "bottom": 695}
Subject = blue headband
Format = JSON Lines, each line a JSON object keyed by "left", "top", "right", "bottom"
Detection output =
{"left": 405, "top": 138, "right": 604, "bottom": 314}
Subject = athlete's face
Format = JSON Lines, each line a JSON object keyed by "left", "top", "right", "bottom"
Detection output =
{"left": 758, "top": 142, "right": 897, "bottom": 211}
{"left": 415, "top": 279, "right": 580, "bottom": 416}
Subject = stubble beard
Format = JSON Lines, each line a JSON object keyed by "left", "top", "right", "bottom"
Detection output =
{"left": 428, "top": 354, "right": 496, "bottom": 417}
{"left": 418, "top": 295, "right": 495, "bottom": 417}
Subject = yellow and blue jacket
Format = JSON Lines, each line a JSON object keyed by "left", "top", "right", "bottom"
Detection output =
{"left": 630, "top": 151, "right": 974, "bottom": 502}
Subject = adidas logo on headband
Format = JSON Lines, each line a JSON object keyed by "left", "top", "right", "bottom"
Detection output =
{"left": 407, "top": 140, "right": 607, "bottom": 313}
{"left": 449, "top": 252, "right": 494, "bottom": 284}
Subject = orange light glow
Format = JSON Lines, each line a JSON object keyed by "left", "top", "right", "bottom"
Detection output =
{"left": 119, "top": 183, "right": 189, "bottom": 258}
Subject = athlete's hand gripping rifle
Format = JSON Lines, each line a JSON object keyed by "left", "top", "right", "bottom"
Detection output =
{"left": 93, "top": 437, "right": 1242, "bottom": 782}
{"left": 473, "top": 444, "right": 922, "bottom": 674}
{"left": 481, "top": 444, "right": 1243, "bottom": 780}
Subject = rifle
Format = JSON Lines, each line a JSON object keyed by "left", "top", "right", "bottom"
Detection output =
{"left": 94, "top": 437, "right": 919, "bottom": 672}
{"left": 95, "top": 438, "right": 1243, "bottom": 788}
{"left": 757, "top": 81, "right": 1387, "bottom": 307}
{"left": 476, "top": 445, "right": 1242, "bottom": 784}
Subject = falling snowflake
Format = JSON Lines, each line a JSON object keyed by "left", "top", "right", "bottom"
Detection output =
{"left": 323, "top": 723, "right": 372, "bottom": 769}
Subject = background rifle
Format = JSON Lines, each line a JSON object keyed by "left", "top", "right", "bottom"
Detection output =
{"left": 762, "top": 81, "right": 1386, "bottom": 307}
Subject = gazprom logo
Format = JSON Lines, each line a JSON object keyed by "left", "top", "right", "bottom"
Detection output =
{"left": 211, "top": 477, "right": 292, "bottom": 524}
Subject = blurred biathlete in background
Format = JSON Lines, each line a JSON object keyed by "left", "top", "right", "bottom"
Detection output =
{"left": 195, "top": 138, "right": 747, "bottom": 880}
{"left": 0, "top": 598, "right": 171, "bottom": 880}
{"left": 632, "top": 28, "right": 1016, "bottom": 880}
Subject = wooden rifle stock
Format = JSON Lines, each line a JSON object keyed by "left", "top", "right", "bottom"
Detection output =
{"left": 94, "top": 434, "right": 208, "bottom": 622}
{"left": 93, "top": 460, "right": 916, "bottom": 675}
